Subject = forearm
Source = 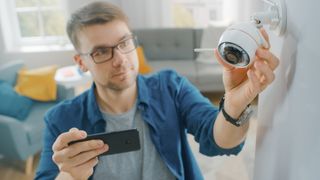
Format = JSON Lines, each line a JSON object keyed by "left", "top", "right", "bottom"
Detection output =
{"left": 213, "top": 111, "right": 250, "bottom": 149}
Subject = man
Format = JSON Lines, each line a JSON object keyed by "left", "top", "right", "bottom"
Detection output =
{"left": 35, "top": 1, "right": 279, "bottom": 180}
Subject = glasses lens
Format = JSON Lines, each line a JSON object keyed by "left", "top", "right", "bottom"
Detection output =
{"left": 92, "top": 47, "right": 113, "bottom": 63}
{"left": 118, "top": 37, "right": 137, "bottom": 53}
{"left": 89, "top": 35, "right": 138, "bottom": 64}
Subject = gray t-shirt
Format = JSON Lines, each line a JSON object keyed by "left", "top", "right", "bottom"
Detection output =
{"left": 93, "top": 102, "right": 175, "bottom": 180}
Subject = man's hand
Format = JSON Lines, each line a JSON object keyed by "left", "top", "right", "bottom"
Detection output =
{"left": 52, "top": 128, "right": 109, "bottom": 180}
{"left": 214, "top": 28, "right": 279, "bottom": 117}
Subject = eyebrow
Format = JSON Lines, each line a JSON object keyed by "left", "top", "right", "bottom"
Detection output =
{"left": 90, "top": 33, "right": 132, "bottom": 52}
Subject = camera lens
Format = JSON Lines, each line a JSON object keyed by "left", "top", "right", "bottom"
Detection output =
{"left": 218, "top": 42, "right": 250, "bottom": 67}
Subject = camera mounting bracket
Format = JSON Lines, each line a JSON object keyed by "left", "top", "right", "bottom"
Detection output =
{"left": 251, "top": 0, "right": 287, "bottom": 36}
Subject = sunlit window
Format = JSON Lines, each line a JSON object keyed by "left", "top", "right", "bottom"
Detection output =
{"left": 16, "top": 0, "right": 66, "bottom": 37}
{"left": 172, "top": 0, "right": 225, "bottom": 28}
{"left": 2, "top": 0, "right": 68, "bottom": 49}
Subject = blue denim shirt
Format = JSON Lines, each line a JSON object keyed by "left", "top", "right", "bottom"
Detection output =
{"left": 35, "top": 70, "right": 243, "bottom": 180}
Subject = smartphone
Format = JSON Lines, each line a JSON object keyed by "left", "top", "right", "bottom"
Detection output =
{"left": 68, "top": 129, "right": 140, "bottom": 156}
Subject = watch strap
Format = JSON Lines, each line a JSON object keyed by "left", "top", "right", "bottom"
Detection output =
{"left": 219, "top": 96, "right": 251, "bottom": 127}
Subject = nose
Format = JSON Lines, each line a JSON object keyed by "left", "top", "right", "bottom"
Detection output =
{"left": 112, "top": 48, "right": 127, "bottom": 67}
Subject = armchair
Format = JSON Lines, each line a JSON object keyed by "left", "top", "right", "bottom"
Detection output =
{"left": 0, "top": 60, "right": 75, "bottom": 174}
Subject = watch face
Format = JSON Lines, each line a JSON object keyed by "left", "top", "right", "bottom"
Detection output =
{"left": 238, "top": 105, "right": 254, "bottom": 125}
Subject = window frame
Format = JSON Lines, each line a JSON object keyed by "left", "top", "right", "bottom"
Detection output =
{"left": 1, "top": 0, "right": 69, "bottom": 51}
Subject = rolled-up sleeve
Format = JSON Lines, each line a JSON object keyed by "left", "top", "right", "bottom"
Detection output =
{"left": 175, "top": 74, "right": 244, "bottom": 156}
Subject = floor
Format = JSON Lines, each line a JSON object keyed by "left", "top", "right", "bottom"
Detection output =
{"left": 0, "top": 92, "right": 257, "bottom": 180}
{"left": 188, "top": 117, "right": 257, "bottom": 180}
{"left": 0, "top": 155, "right": 40, "bottom": 180}
{"left": 188, "top": 92, "right": 258, "bottom": 180}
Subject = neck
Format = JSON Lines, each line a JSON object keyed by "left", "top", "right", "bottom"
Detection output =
{"left": 95, "top": 83, "right": 137, "bottom": 114}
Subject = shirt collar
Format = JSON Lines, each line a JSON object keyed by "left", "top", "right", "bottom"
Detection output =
{"left": 86, "top": 83, "right": 104, "bottom": 125}
{"left": 137, "top": 75, "right": 150, "bottom": 109}
{"left": 86, "top": 75, "right": 151, "bottom": 125}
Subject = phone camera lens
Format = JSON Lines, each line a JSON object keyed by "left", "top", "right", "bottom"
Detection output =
{"left": 125, "top": 140, "right": 132, "bottom": 144}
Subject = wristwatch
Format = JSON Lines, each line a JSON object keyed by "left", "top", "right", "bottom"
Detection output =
{"left": 219, "top": 96, "right": 254, "bottom": 127}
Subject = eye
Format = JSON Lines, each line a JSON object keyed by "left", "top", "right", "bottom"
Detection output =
{"left": 118, "top": 39, "right": 132, "bottom": 49}
{"left": 93, "top": 47, "right": 111, "bottom": 56}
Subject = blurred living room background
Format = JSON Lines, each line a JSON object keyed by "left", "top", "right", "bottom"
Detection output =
{"left": 0, "top": 0, "right": 262, "bottom": 179}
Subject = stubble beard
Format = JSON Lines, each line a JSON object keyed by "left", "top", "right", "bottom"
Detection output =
{"left": 107, "top": 71, "right": 138, "bottom": 91}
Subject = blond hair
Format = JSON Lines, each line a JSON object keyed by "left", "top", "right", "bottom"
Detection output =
{"left": 66, "top": 1, "right": 128, "bottom": 50}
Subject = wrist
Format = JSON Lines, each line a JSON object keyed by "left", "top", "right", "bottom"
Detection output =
{"left": 223, "top": 96, "right": 249, "bottom": 119}
{"left": 219, "top": 95, "right": 253, "bottom": 127}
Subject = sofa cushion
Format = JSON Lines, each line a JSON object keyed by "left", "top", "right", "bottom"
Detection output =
{"left": 23, "top": 102, "right": 56, "bottom": 146}
{"left": 134, "top": 28, "right": 195, "bottom": 60}
{"left": 196, "top": 25, "right": 226, "bottom": 64}
{"left": 15, "top": 65, "right": 58, "bottom": 101}
{"left": 0, "top": 80, "right": 34, "bottom": 120}
{"left": 196, "top": 62, "right": 224, "bottom": 92}
{"left": 137, "top": 46, "right": 153, "bottom": 74}
{"left": 194, "top": 29, "right": 204, "bottom": 53}
{"left": 0, "top": 60, "right": 24, "bottom": 86}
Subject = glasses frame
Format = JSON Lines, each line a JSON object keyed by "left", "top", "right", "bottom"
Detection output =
{"left": 79, "top": 34, "right": 139, "bottom": 64}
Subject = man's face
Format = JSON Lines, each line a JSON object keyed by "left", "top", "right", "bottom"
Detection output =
{"left": 75, "top": 20, "right": 139, "bottom": 91}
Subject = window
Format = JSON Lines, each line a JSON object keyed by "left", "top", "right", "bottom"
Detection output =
{"left": 1, "top": 0, "right": 69, "bottom": 50}
{"left": 172, "top": 0, "right": 227, "bottom": 28}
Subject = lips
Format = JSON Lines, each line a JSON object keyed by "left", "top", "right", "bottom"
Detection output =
{"left": 112, "top": 71, "right": 129, "bottom": 77}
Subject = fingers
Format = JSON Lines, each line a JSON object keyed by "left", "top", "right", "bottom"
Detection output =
{"left": 247, "top": 69, "right": 261, "bottom": 95}
{"left": 259, "top": 28, "right": 270, "bottom": 49}
{"left": 247, "top": 59, "right": 275, "bottom": 94}
{"left": 254, "top": 60, "right": 275, "bottom": 85}
{"left": 58, "top": 145, "right": 108, "bottom": 172}
{"left": 66, "top": 140, "right": 106, "bottom": 158}
{"left": 65, "top": 145, "right": 108, "bottom": 168}
{"left": 66, "top": 157, "right": 99, "bottom": 179}
{"left": 52, "top": 139, "right": 107, "bottom": 164}
{"left": 74, "top": 157, "right": 99, "bottom": 178}
{"left": 51, "top": 127, "right": 109, "bottom": 179}
{"left": 256, "top": 48, "right": 279, "bottom": 70}
{"left": 52, "top": 128, "right": 87, "bottom": 152}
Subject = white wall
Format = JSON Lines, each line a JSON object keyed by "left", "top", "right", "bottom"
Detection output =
{"left": 254, "top": 0, "right": 320, "bottom": 179}
{"left": 120, "top": 0, "right": 172, "bottom": 29}
{"left": 223, "top": 0, "right": 262, "bottom": 23}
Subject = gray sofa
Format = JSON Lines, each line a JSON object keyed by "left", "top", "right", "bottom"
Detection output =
{"left": 133, "top": 28, "right": 225, "bottom": 92}
{"left": 0, "top": 61, "right": 75, "bottom": 173}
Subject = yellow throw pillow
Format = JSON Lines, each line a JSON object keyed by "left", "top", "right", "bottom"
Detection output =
{"left": 15, "top": 65, "right": 58, "bottom": 101}
{"left": 136, "top": 46, "right": 152, "bottom": 74}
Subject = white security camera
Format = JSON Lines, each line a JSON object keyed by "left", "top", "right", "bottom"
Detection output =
{"left": 218, "top": 22, "right": 269, "bottom": 68}
{"left": 217, "top": 0, "right": 286, "bottom": 68}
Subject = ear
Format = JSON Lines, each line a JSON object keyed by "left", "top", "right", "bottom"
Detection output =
{"left": 74, "top": 54, "right": 88, "bottom": 72}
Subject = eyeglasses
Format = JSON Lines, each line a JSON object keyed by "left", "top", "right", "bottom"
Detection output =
{"left": 79, "top": 35, "right": 138, "bottom": 64}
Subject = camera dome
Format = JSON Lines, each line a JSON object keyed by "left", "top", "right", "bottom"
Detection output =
{"left": 218, "top": 22, "right": 268, "bottom": 68}
{"left": 218, "top": 42, "right": 250, "bottom": 66}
